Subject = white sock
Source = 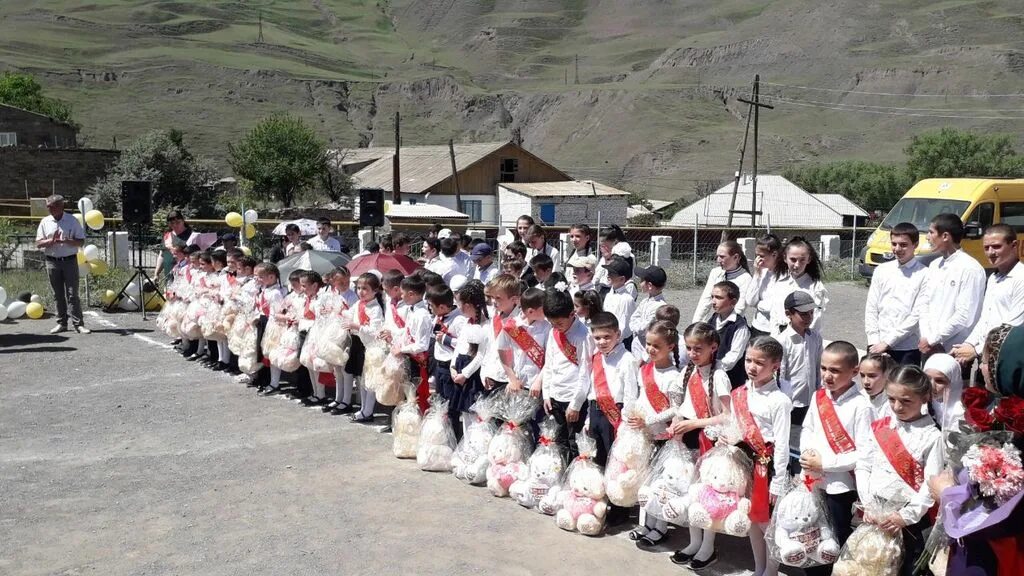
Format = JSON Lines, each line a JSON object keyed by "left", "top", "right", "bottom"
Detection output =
{"left": 309, "top": 368, "right": 325, "bottom": 398}
{"left": 360, "top": 381, "right": 376, "bottom": 417}
{"left": 681, "top": 526, "right": 702, "bottom": 555}
{"left": 644, "top": 517, "right": 667, "bottom": 537}
{"left": 695, "top": 529, "right": 716, "bottom": 560}
{"left": 334, "top": 369, "right": 352, "bottom": 405}
{"left": 749, "top": 522, "right": 776, "bottom": 576}
{"left": 217, "top": 340, "right": 230, "bottom": 364}
{"left": 269, "top": 367, "right": 282, "bottom": 389}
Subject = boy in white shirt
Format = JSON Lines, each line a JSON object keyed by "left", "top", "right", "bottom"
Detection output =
{"left": 499, "top": 287, "right": 550, "bottom": 394}
{"left": 628, "top": 265, "right": 668, "bottom": 361}
{"left": 307, "top": 218, "right": 341, "bottom": 252}
{"left": 482, "top": 275, "right": 522, "bottom": 394}
{"left": 775, "top": 291, "right": 823, "bottom": 427}
{"left": 583, "top": 311, "right": 639, "bottom": 467}
{"left": 918, "top": 213, "right": 986, "bottom": 356}
{"left": 601, "top": 256, "right": 637, "bottom": 350}
{"left": 865, "top": 221, "right": 928, "bottom": 366}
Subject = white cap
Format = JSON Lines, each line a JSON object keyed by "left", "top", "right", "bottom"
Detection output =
{"left": 611, "top": 242, "right": 633, "bottom": 258}
{"left": 449, "top": 274, "right": 468, "bottom": 291}
{"left": 437, "top": 228, "right": 454, "bottom": 239}
{"left": 567, "top": 254, "right": 598, "bottom": 270}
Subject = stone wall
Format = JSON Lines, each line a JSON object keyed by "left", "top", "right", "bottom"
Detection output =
{"left": 529, "top": 195, "right": 627, "bottom": 226}
{"left": 0, "top": 105, "right": 78, "bottom": 148}
{"left": 0, "top": 148, "right": 120, "bottom": 201}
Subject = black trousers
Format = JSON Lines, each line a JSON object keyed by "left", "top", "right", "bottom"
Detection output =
{"left": 900, "top": 517, "right": 931, "bottom": 576}
{"left": 788, "top": 406, "right": 809, "bottom": 474}
{"left": 804, "top": 491, "right": 858, "bottom": 576}
{"left": 543, "top": 399, "right": 586, "bottom": 460}
{"left": 293, "top": 330, "right": 312, "bottom": 397}
{"left": 888, "top": 348, "right": 922, "bottom": 366}
{"left": 586, "top": 400, "right": 621, "bottom": 467}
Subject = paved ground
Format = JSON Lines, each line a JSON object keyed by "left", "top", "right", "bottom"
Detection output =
{"left": 0, "top": 282, "right": 868, "bottom": 576}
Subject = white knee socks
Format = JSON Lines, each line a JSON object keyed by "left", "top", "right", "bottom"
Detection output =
{"left": 358, "top": 378, "right": 376, "bottom": 417}
{"left": 217, "top": 340, "right": 230, "bottom": 364}
{"left": 334, "top": 368, "right": 353, "bottom": 406}
{"left": 309, "top": 368, "right": 325, "bottom": 399}
{"left": 749, "top": 522, "right": 777, "bottom": 576}
{"left": 269, "top": 366, "right": 282, "bottom": 389}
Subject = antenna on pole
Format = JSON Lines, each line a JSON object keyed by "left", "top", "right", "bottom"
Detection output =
{"left": 257, "top": 11, "right": 264, "bottom": 43}
{"left": 727, "top": 74, "right": 773, "bottom": 227}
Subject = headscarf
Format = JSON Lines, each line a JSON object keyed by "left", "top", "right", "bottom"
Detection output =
{"left": 924, "top": 353, "right": 965, "bottom": 432}
{"left": 994, "top": 324, "right": 1024, "bottom": 398}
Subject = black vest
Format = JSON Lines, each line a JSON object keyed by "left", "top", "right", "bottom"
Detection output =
{"left": 712, "top": 312, "right": 749, "bottom": 389}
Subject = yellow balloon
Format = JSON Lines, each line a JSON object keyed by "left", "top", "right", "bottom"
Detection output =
{"left": 89, "top": 260, "right": 109, "bottom": 276}
{"left": 384, "top": 200, "right": 392, "bottom": 215}
{"left": 26, "top": 301, "right": 44, "bottom": 319}
{"left": 84, "top": 210, "right": 105, "bottom": 230}
{"left": 144, "top": 292, "right": 164, "bottom": 311}
{"left": 225, "top": 212, "right": 243, "bottom": 228}
{"left": 77, "top": 251, "right": 87, "bottom": 265}
{"left": 102, "top": 289, "right": 117, "bottom": 305}
{"left": 245, "top": 223, "right": 257, "bottom": 239}
{"left": 240, "top": 246, "right": 252, "bottom": 256}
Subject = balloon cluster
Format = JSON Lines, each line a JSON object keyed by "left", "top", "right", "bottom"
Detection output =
{"left": 75, "top": 197, "right": 106, "bottom": 232}
{"left": 225, "top": 209, "right": 259, "bottom": 240}
{"left": 0, "top": 287, "right": 45, "bottom": 321}
{"left": 77, "top": 243, "right": 108, "bottom": 276}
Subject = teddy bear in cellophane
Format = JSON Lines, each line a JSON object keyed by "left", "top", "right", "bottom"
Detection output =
{"left": 452, "top": 394, "right": 500, "bottom": 485}
{"left": 269, "top": 324, "right": 302, "bottom": 373}
{"left": 766, "top": 474, "right": 841, "bottom": 568}
{"left": 316, "top": 313, "right": 350, "bottom": 368}
{"left": 605, "top": 405, "right": 656, "bottom": 506}
{"left": 486, "top": 391, "right": 540, "bottom": 496}
{"left": 552, "top": 434, "right": 608, "bottom": 536}
{"left": 640, "top": 438, "right": 697, "bottom": 525}
{"left": 686, "top": 445, "right": 754, "bottom": 536}
{"left": 393, "top": 384, "right": 423, "bottom": 459}
{"left": 831, "top": 500, "right": 904, "bottom": 576}
{"left": 416, "top": 394, "right": 457, "bottom": 472}
{"left": 510, "top": 416, "right": 566, "bottom": 509}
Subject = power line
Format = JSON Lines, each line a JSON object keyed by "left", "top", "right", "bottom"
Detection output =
{"left": 760, "top": 81, "right": 1024, "bottom": 99}
{"left": 761, "top": 94, "right": 1024, "bottom": 114}
{"left": 767, "top": 97, "right": 1024, "bottom": 120}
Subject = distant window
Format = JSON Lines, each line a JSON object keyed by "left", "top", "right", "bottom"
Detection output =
{"left": 1001, "top": 202, "right": 1024, "bottom": 233}
{"left": 0, "top": 133, "right": 16, "bottom": 147}
{"left": 539, "top": 203, "right": 556, "bottom": 224}
{"left": 500, "top": 158, "right": 519, "bottom": 182}
{"left": 461, "top": 200, "right": 482, "bottom": 223}
{"left": 967, "top": 202, "right": 995, "bottom": 229}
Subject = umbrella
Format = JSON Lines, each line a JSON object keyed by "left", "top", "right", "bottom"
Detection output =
{"left": 277, "top": 250, "right": 352, "bottom": 280}
{"left": 346, "top": 252, "right": 420, "bottom": 277}
{"left": 193, "top": 232, "right": 219, "bottom": 250}
{"left": 272, "top": 218, "right": 320, "bottom": 236}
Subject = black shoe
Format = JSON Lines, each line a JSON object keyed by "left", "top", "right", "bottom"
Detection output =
{"left": 259, "top": 387, "right": 284, "bottom": 397}
{"left": 689, "top": 552, "right": 717, "bottom": 571}
{"left": 171, "top": 338, "right": 182, "bottom": 346}
{"left": 210, "top": 363, "right": 227, "bottom": 372}
{"left": 628, "top": 528, "right": 647, "bottom": 542}
{"left": 379, "top": 425, "right": 393, "bottom": 434}
{"left": 300, "top": 396, "right": 321, "bottom": 406}
{"left": 669, "top": 550, "right": 696, "bottom": 566}
{"left": 635, "top": 529, "right": 666, "bottom": 550}
{"left": 350, "top": 414, "right": 373, "bottom": 424}
{"left": 186, "top": 354, "right": 202, "bottom": 361}
{"left": 331, "top": 404, "right": 354, "bottom": 415}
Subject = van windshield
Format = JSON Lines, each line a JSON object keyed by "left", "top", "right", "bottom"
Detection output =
{"left": 880, "top": 198, "right": 969, "bottom": 231}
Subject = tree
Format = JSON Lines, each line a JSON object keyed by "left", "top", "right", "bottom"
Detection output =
{"left": 905, "top": 128, "right": 1024, "bottom": 182}
{"left": 784, "top": 161, "right": 911, "bottom": 213}
{"left": 694, "top": 179, "right": 723, "bottom": 199}
{"left": 90, "top": 129, "right": 219, "bottom": 217}
{"left": 320, "top": 149, "right": 356, "bottom": 205}
{"left": 228, "top": 113, "right": 327, "bottom": 207}
{"left": 0, "top": 72, "right": 75, "bottom": 125}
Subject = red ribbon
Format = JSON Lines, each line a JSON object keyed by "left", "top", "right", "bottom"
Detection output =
{"left": 871, "top": 417, "right": 924, "bottom": 491}
{"left": 538, "top": 436, "right": 552, "bottom": 446}
{"left": 732, "top": 385, "right": 773, "bottom": 523}
{"left": 686, "top": 367, "right": 715, "bottom": 455}
{"left": 816, "top": 389, "right": 856, "bottom": 455}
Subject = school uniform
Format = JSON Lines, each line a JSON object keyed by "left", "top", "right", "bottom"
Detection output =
{"left": 692, "top": 266, "right": 753, "bottom": 323}
{"left": 672, "top": 362, "right": 731, "bottom": 453}
{"left": 480, "top": 307, "right": 520, "bottom": 392}
{"left": 602, "top": 285, "right": 636, "bottom": 349}
{"left": 628, "top": 293, "right": 666, "bottom": 362}
{"left": 866, "top": 390, "right": 891, "bottom": 419}
{"left": 800, "top": 384, "right": 874, "bottom": 574}
{"left": 766, "top": 273, "right": 829, "bottom": 335}
{"left": 775, "top": 325, "right": 823, "bottom": 420}
{"left": 451, "top": 321, "right": 488, "bottom": 418}
{"left": 527, "top": 243, "right": 562, "bottom": 272}
{"left": 864, "top": 258, "right": 928, "bottom": 364}
{"left": 919, "top": 249, "right": 987, "bottom": 351}
{"left": 730, "top": 379, "right": 792, "bottom": 523}
{"left": 397, "top": 299, "right": 432, "bottom": 413}
{"left": 306, "top": 235, "right": 341, "bottom": 252}
{"left": 711, "top": 311, "right": 750, "bottom": 388}
{"left": 496, "top": 313, "right": 550, "bottom": 390}
{"left": 348, "top": 298, "right": 384, "bottom": 418}
{"left": 585, "top": 344, "right": 639, "bottom": 466}
{"left": 746, "top": 269, "right": 776, "bottom": 336}
{"left": 432, "top": 310, "right": 464, "bottom": 403}
{"left": 253, "top": 283, "right": 286, "bottom": 388}
{"left": 963, "top": 261, "right": 1024, "bottom": 355}
{"left": 541, "top": 318, "right": 593, "bottom": 455}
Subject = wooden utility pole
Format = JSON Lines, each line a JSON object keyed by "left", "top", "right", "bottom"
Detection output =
{"left": 574, "top": 54, "right": 579, "bottom": 84}
{"left": 727, "top": 74, "right": 773, "bottom": 227}
{"left": 257, "top": 11, "right": 264, "bottom": 43}
{"left": 448, "top": 139, "right": 463, "bottom": 213}
{"left": 393, "top": 111, "right": 401, "bottom": 204}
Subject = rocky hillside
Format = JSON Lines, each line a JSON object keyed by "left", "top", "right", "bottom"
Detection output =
{"left": 2, "top": 1, "right": 1022, "bottom": 201}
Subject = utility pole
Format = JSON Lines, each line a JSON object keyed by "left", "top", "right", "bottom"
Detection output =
{"left": 393, "top": 111, "right": 401, "bottom": 204}
{"left": 257, "top": 11, "right": 264, "bottom": 43}
{"left": 727, "top": 74, "right": 773, "bottom": 227}
{"left": 449, "top": 139, "right": 463, "bottom": 213}
{"left": 574, "top": 54, "right": 579, "bottom": 84}
{"left": 564, "top": 68, "right": 568, "bottom": 85}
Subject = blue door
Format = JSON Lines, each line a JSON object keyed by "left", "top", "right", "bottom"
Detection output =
{"left": 539, "top": 203, "right": 555, "bottom": 224}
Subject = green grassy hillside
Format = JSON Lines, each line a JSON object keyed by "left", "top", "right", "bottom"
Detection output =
{"left": 2, "top": 0, "right": 1023, "bottom": 202}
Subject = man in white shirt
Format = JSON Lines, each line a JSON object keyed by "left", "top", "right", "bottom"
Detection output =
{"left": 918, "top": 214, "right": 987, "bottom": 355}
{"left": 953, "top": 224, "right": 1024, "bottom": 364}
{"left": 469, "top": 243, "right": 499, "bottom": 284}
{"left": 307, "top": 218, "right": 341, "bottom": 252}
{"left": 436, "top": 237, "right": 472, "bottom": 283}
{"left": 865, "top": 222, "right": 929, "bottom": 365}
{"left": 35, "top": 195, "right": 89, "bottom": 334}
{"left": 524, "top": 224, "right": 562, "bottom": 273}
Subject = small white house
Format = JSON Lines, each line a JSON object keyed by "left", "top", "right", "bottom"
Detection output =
{"left": 498, "top": 180, "right": 629, "bottom": 227}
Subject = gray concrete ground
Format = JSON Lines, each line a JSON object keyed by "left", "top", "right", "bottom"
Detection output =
{"left": 0, "top": 282, "right": 868, "bottom": 576}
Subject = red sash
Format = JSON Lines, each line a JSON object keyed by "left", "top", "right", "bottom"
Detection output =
{"left": 227, "top": 274, "right": 238, "bottom": 287}
{"left": 357, "top": 301, "right": 370, "bottom": 326}
{"left": 504, "top": 319, "right": 545, "bottom": 368}
{"left": 318, "top": 371, "right": 336, "bottom": 387}
{"left": 816, "top": 389, "right": 856, "bottom": 455}
{"left": 391, "top": 301, "right": 404, "bottom": 329}
{"left": 732, "top": 385, "right": 773, "bottom": 523}
{"left": 553, "top": 329, "right": 578, "bottom": 365}
{"left": 592, "top": 353, "right": 622, "bottom": 432}
{"left": 641, "top": 363, "right": 671, "bottom": 414}
{"left": 492, "top": 314, "right": 503, "bottom": 337}
{"left": 687, "top": 368, "right": 715, "bottom": 455}
{"left": 871, "top": 417, "right": 924, "bottom": 491}
{"left": 303, "top": 296, "right": 315, "bottom": 320}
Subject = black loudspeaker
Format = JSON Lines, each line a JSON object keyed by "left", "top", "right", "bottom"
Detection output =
{"left": 121, "top": 181, "right": 153, "bottom": 225}
{"left": 359, "top": 188, "right": 386, "bottom": 227}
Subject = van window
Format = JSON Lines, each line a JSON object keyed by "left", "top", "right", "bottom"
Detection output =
{"left": 1001, "top": 202, "right": 1024, "bottom": 233}
{"left": 880, "top": 198, "right": 969, "bottom": 231}
{"left": 967, "top": 202, "right": 995, "bottom": 229}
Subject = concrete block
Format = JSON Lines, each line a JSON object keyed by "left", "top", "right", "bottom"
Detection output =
{"left": 358, "top": 229, "right": 374, "bottom": 253}
{"left": 738, "top": 237, "right": 756, "bottom": 262}
{"left": 820, "top": 234, "right": 841, "bottom": 261}
{"left": 106, "top": 231, "right": 129, "bottom": 268}
{"left": 651, "top": 235, "right": 672, "bottom": 267}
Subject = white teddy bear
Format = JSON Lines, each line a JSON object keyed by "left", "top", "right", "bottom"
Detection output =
{"left": 773, "top": 487, "right": 840, "bottom": 566}
{"left": 510, "top": 448, "right": 565, "bottom": 509}
{"left": 416, "top": 396, "right": 456, "bottom": 472}
{"left": 604, "top": 408, "right": 654, "bottom": 506}
{"left": 686, "top": 447, "right": 752, "bottom": 536}
{"left": 555, "top": 465, "right": 608, "bottom": 536}
{"left": 452, "top": 420, "right": 496, "bottom": 485}
{"left": 647, "top": 455, "right": 697, "bottom": 524}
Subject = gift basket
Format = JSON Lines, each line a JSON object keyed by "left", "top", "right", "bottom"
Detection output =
{"left": 605, "top": 404, "right": 656, "bottom": 506}
{"left": 486, "top": 391, "right": 540, "bottom": 497}
{"left": 510, "top": 416, "right": 566, "bottom": 510}
{"left": 393, "top": 384, "right": 423, "bottom": 459}
{"left": 640, "top": 438, "right": 697, "bottom": 525}
{"left": 551, "top": 434, "right": 608, "bottom": 536}
{"left": 832, "top": 500, "right": 905, "bottom": 576}
{"left": 451, "top": 394, "right": 500, "bottom": 485}
{"left": 686, "top": 444, "right": 754, "bottom": 536}
{"left": 766, "top": 474, "right": 841, "bottom": 568}
{"left": 417, "top": 394, "right": 457, "bottom": 472}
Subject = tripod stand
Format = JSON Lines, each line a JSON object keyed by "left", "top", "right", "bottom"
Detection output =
{"left": 107, "top": 224, "right": 164, "bottom": 320}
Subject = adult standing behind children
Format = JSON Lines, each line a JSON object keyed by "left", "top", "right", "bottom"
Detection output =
{"left": 155, "top": 210, "right": 202, "bottom": 282}
{"left": 307, "top": 218, "right": 341, "bottom": 252}
{"left": 691, "top": 240, "right": 752, "bottom": 323}
{"left": 918, "top": 213, "right": 986, "bottom": 357}
{"left": 525, "top": 224, "right": 562, "bottom": 273}
{"left": 35, "top": 194, "right": 89, "bottom": 334}
{"left": 864, "top": 222, "right": 929, "bottom": 366}
{"left": 765, "top": 237, "right": 829, "bottom": 335}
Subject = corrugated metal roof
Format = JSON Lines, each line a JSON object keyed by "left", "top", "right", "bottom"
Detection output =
{"left": 812, "top": 194, "right": 869, "bottom": 217}
{"left": 627, "top": 205, "right": 651, "bottom": 218}
{"left": 647, "top": 199, "right": 675, "bottom": 212}
{"left": 669, "top": 175, "right": 846, "bottom": 228}
{"left": 332, "top": 142, "right": 510, "bottom": 194}
{"left": 353, "top": 201, "right": 468, "bottom": 220}
{"left": 500, "top": 180, "right": 630, "bottom": 198}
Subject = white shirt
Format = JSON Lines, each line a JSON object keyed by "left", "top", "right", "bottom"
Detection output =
{"left": 602, "top": 285, "right": 637, "bottom": 339}
{"left": 473, "top": 263, "right": 499, "bottom": 284}
{"left": 497, "top": 314, "right": 550, "bottom": 385}
{"left": 866, "top": 390, "right": 891, "bottom": 420}
{"left": 432, "top": 310, "right": 464, "bottom": 363}
{"left": 964, "top": 261, "right": 1024, "bottom": 354}
{"left": 635, "top": 363, "right": 682, "bottom": 438}
{"left": 452, "top": 251, "right": 474, "bottom": 278}
{"left": 398, "top": 300, "right": 431, "bottom": 356}
{"left": 775, "top": 326, "right": 823, "bottom": 408}
{"left": 540, "top": 318, "right": 593, "bottom": 411}
{"left": 36, "top": 212, "right": 85, "bottom": 258}
{"left": 712, "top": 312, "right": 750, "bottom": 372}
{"left": 453, "top": 322, "right": 488, "bottom": 378}
{"left": 481, "top": 308, "right": 518, "bottom": 383}
{"left": 692, "top": 267, "right": 752, "bottom": 323}
{"left": 732, "top": 379, "right": 792, "bottom": 495}
{"left": 856, "top": 415, "right": 944, "bottom": 525}
{"left": 527, "top": 243, "right": 562, "bottom": 272}
{"left": 864, "top": 258, "right": 928, "bottom": 351}
{"left": 344, "top": 298, "right": 384, "bottom": 345}
{"left": 766, "top": 273, "right": 829, "bottom": 335}
{"left": 799, "top": 384, "right": 873, "bottom": 495}
{"left": 586, "top": 344, "right": 639, "bottom": 405}
{"left": 673, "top": 362, "right": 731, "bottom": 420}
{"left": 920, "top": 249, "right": 987, "bottom": 349}
{"left": 746, "top": 269, "right": 777, "bottom": 332}
{"left": 628, "top": 293, "right": 667, "bottom": 360}
{"left": 307, "top": 235, "right": 341, "bottom": 252}
{"left": 284, "top": 241, "right": 304, "bottom": 256}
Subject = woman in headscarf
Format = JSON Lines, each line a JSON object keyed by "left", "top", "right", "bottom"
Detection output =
{"left": 923, "top": 353, "right": 965, "bottom": 434}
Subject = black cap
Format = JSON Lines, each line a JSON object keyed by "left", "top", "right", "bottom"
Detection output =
{"left": 220, "top": 232, "right": 238, "bottom": 242}
{"left": 602, "top": 255, "right": 632, "bottom": 278}
{"left": 784, "top": 290, "right": 816, "bottom": 312}
{"left": 634, "top": 265, "right": 667, "bottom": 287}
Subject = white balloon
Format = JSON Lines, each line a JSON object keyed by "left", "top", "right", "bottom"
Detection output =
{"left": 83, "top": 244, "right": 100, "bottom": 261}
{"left": 7, "top": 301, "right": 26, "bottom": 319}
{"left": 78, "top": 197, "right": 94, "bottom": 214}
{"left": 449, "top": 274, "right": 468, "bottom": 291}
{"left": 30, "top": 294, "right": 43, "bottom": 304}
{"left": 244, "top": 209, "right": 259, "bottom": 223}
{"left": 118, "top": 294, "right": 140, "bottom": 311}
{"left": 0, "top": 304, "right": 7, "bottom": 321}
{"left": 79, "top": 262, "right": 91, "bottom": 276}
{"left": 0, "top": 286, "right": 6, "bottom": 305}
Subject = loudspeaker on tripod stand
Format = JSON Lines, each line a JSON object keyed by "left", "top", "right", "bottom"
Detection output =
{"left": 121, "top": 181, "right": 153, "bottom": 225}
{"left": 359, "top": 188, "right": 385, "bottom": 227}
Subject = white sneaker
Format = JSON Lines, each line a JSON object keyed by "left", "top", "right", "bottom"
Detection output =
{"left": 74, "top": 325, "right": 91, "bottom": 334}
{"left": 50, "top": 324, "right": 67, "bottom": 334}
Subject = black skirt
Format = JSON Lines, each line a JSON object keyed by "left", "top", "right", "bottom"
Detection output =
{"left": 450, "top": 354, "right": 482, "bottom": 414}
{"left": 344, "top": 336, "right": 365, "bottom": 376}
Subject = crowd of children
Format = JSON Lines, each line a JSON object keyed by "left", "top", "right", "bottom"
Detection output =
{"left": 154, "top": 214, "right": 1024, "bottom": 576}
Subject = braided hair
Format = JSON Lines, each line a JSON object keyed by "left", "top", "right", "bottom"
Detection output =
{"left": 679, "top": 322, "right": 721, "bottom": 407}
{"left": 456, "top": 280, "right": 489, "bottom": 323}
{"left": 647, "top": 319, "right": 681, "bottom": 369}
